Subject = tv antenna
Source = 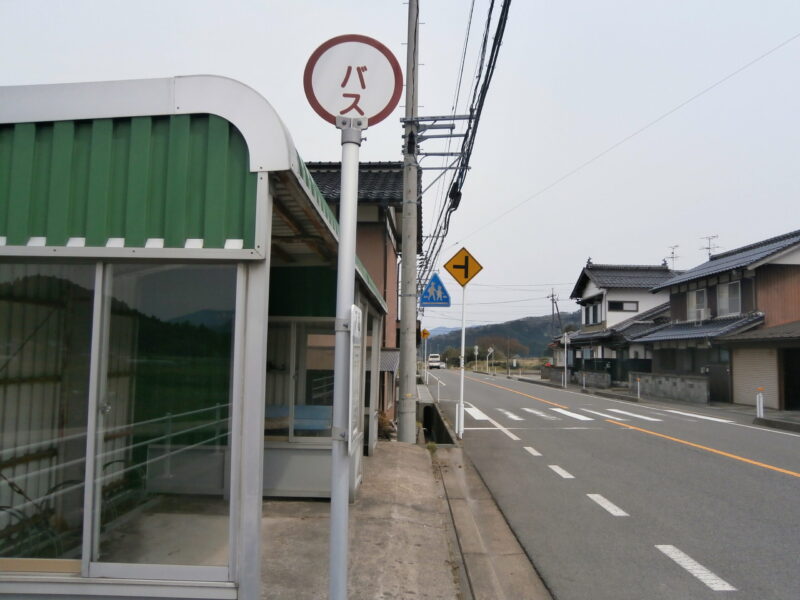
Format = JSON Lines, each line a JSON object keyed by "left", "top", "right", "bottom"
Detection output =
{"left": 666, "top": 245, "right": 679, "bottom": 269}
{"left": 700, "top": 235, "right": 720, "bottom": 259}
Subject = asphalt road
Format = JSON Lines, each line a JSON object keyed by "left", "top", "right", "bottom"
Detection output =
{"left": 429, "top": 371, "right": 800, "bottom": 600}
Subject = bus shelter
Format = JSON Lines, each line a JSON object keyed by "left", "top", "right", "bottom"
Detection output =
{"left": 0, "top": 76, "right": 386, "bottom": 599}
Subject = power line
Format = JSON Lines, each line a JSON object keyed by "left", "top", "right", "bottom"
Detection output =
{"left": 454, "top": 28, "right": 800, "bottom": 245}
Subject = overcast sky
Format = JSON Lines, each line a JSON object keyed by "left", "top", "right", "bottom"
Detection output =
{"left": 2, "top": 1, "right": 798, "bottom": 330}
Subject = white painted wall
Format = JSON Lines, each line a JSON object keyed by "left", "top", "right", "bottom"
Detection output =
{"left": 605, "top": 288, "right": 670, "bottom": 327}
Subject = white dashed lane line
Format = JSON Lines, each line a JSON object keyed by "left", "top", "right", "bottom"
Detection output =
{"left": 548, "top": 465, "right": 575, "bottom": 479}
{"left": 656, "top": 545, "right": 737, "bottom": 591}
{"left": 587, "top": 494, "right": 629, "bottom": 517}
{"left": 523, "top": 446, "right": 542, "bottom": 457}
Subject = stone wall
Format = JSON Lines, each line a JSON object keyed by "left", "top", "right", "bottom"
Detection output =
{"left": 630, "top": 371, "right": 709, "bottom": 404}
{"left": 574, "top": 370, "right": 611, "bottom": 389}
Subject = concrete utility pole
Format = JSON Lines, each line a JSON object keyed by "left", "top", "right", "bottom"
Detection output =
{"left": 398, "top": 0, "right": 419, "bottom": 444}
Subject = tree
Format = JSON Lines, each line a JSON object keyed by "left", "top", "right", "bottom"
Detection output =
{"left": 440, "top": 346, "right": 460, "bottom": 367}
{"left": 475, "top": 335, "right": 529, "bottom": 359}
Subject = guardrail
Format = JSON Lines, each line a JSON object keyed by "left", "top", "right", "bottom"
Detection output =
{"left": 427, "top": 372, "right": 447, "bottom": 403}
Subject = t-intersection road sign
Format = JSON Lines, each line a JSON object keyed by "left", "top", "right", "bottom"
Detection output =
{"left": 444, "top": 247, "right": 483, "bottom": 287}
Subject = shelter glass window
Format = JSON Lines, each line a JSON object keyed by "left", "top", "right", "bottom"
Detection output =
{"left": 294, "top": 324, "right": 335, "bottom": 438}
{"left": 92, "top": 264, "right": 236, "bottom": 568}
{"left": 0, "top": 264, "right": 95, "bottom": 568}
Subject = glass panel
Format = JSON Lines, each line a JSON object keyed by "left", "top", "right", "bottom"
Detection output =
{"left": 294, "top": 323, "right": 334, "bottom": 438}
{"left": 728, "top": 282, "right": 741, "bottom": 314}
{"left": 265, "top": 323, "right": 292, "bottom": 438}
{"left": 0, "top": 264, "right": 95, "bottom": 561}
{"left": 93, "top": 264, "right": 236, "bottom": 568}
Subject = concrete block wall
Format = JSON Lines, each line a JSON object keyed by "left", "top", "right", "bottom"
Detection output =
{"left": 574, "top": 370, "right": 611, "bottom": 389}
{"left": 631, "top": 371, "right": 709, "bottom": 404}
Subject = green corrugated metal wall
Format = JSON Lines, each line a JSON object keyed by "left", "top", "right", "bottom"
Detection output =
{"left": 0, "top": 114, "right": 257, "bottom": 248}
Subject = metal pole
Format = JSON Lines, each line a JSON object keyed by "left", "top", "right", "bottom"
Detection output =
{"left": 424, "top": 336, "right": 428, "bottom": 384}
{"left": 563, "top": 336, "right": 569, "bottom": 389}
{"left": 756, "top": 387, "right": 764, "bottom": 418}
{"left": 458, "top": 285, "right": 466, "bottom": 439}
{"left": 397, "top": 0, "right": 419, "bottom": 444}
{"left": 329, "top": 116, "right": 365, "bottom": 600}
{"left": 637, "top": 378, "right": 641, "bottom": 400}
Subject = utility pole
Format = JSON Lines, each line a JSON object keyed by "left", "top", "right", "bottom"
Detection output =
{"left": 398, "top": 0, "right": 419, "bottom": 444}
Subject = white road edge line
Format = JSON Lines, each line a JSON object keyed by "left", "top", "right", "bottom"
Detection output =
{"left": 551, "top": 407, "right": 593, "bottom": 421}
{"left": 655, "top": 545, "right": 736, "bottom": 591}
{"left": 465, "top": 402, "right": 520, "bottom": 441}
{"left": 548, "top": 465, "right": 574, "bottom": 479}
{"left": 587, "top": 494, "right": 629, "bottom": 516}
{"left": 665, "top": 410, "right": 732, "bottom": 423}
{"left": 523, "top": 446, "right": 542, "bottom": 457}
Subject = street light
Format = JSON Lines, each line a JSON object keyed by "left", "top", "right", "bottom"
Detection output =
{"left": 486, "top": 346, "right": 494, "bottom": 374}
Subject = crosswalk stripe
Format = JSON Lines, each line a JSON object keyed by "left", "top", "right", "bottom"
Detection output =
{"left": 521, "top": 407, "right": 559, "bottom": 420}
{"left": 608, "top": 408, "right": 662, "bottom": 421}
{"left": 497, "top": 408, "right": 523, "bottom": 421}
{"left": 465, "top": 407, "right": 489, "bottom": 421}
{"left": 581, "top": 408, "right": 625, "bottom": 420}
{"left": 551, "top": 408, "right": 593, "bottom": 421}
{"left": 665, "top": 410, "right": 732, "bottom": 423}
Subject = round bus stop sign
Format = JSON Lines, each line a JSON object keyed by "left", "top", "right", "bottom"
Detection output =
{"left": 303, "top": 34, "right": 403, "bottom": 126}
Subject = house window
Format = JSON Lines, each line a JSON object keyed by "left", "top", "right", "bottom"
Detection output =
{"left": 687, "top": 288, "right": 707, "bottom": 320}
{"left": 608, "top": 301, "right": 638, "bottom": 312}
{"left": 717, "top": 281, "right": 741, "bottom": 316}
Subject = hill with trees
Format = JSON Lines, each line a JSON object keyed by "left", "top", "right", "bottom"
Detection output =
{"left": 426, "top": 311, "right": 580, "bottom": 360}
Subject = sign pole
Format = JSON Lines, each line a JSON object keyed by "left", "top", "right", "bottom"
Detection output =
{"left": 329, "top": 116, "right": 365, "bottom": 600}
{"left": 458, "top": 284, "right": 466, "bottom": 439}
{"left": 304, "top": 32, "right": 402, "bottom": 600}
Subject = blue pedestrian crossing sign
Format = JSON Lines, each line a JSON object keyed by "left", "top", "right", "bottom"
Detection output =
{"left": 420, "top": 273, "right": 451, "bottom": 307}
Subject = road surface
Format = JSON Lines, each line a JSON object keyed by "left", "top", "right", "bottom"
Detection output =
{"left": 430, "top": 370, "right": 800, "bottom": 600}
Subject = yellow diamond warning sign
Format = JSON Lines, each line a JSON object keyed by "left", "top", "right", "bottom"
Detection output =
{"left": 444, "top": 247, "right": 483, "bottom": 287}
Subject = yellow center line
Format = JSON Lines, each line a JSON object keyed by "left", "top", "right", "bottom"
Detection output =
{"left": 465, "top": 375, "right": 568, "bottom": 409}
{"left": 607, "top": 420, "right": 800, "bottom": 479}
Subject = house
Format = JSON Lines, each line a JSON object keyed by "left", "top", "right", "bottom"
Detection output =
{"left": 568, "top": 261, "right": 675, "bottom": 385}
{"left": 306, "top": 161, "right": 420, "bottom": 436}
{"left": 635, "top": 228, "right": 800, "bottom": 407}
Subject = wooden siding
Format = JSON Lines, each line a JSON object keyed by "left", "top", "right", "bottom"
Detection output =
{"left": 670, "top": 292, "right": 686, "bottom": 321}
{"left": 755, "top": 264, "right": 800, "bottom": 327}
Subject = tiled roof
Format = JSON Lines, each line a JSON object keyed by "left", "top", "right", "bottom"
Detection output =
{"left": 651, "top": 229, "right": 800, "bottom": 291}
{"left": 634, "top": 313, "right": 764, "bottom": 343}
{"left": 571, "top": 264, "right": 675, "bottom": 298}
{"left": 568, "top": 302, "right": 670, "bottom": 344}
{"left": 722, "top": 319, "right": 800, "bottom": 342}
{"left": 306, "top": 161, "right": 403, "bottom": 204}
{"left": 306, "top": 161, "right": 422, "bottom": 252}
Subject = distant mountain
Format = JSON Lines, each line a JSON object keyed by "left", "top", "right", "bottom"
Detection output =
{"left": 428, "top": 326, "right": 460, "bottom": 336}
{"left": 426, "top": 311, "right": 580, "bottom": 357}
